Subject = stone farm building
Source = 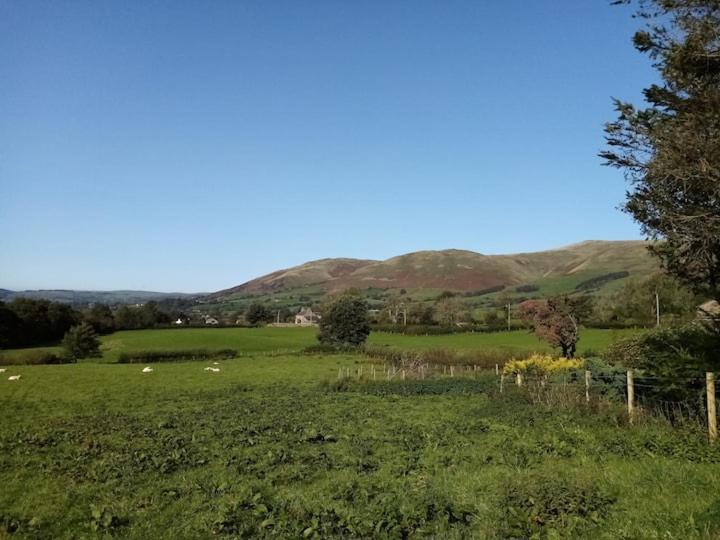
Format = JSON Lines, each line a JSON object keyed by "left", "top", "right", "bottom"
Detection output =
{"left": 295, "top": 307, "right": 320, "bottom": 326}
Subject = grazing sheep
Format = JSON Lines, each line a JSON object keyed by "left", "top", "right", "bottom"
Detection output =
{"left": 142, "top": 366, "right": 153, "bottom": 373}
{"left": 204, "top": 367, "right": 220, "bottom": 372}
{"left": 8, "top": 375, "right": 21, "bottom": 381}
{"left": 0, "top": 368, "right": 6, "bottom": 373}
{"left": 213, "top": 362, "right": 220, "bottom": 365}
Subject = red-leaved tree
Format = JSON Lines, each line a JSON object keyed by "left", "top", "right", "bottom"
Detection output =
{"left": 518, "top": 296, "right": 592, "bottom": 358}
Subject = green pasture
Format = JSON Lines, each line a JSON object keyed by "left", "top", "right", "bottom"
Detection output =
{"left": 2, "top": 326, "right": 645, "bottom": 365}
{"left": 369, "top": 328, "right": 641, "bottom": 355}
{"left": 1, "top": 354, "right": 718, "bottom": 538}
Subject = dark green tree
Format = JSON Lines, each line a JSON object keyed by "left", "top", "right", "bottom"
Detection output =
{"left": 245, "top": 302, "right": 273, "bottom": 325}
{"left": 84, "top": 304, "right": 116, "bottom": 334}
{"left": 114, "top": 305, "right": 141, "bottom": 329}
{"left": 318, "top": 293, "right": 370, "bottom": 347}
{"left": 601, "top": 0, "right": 720, "bottom": 299}
{"left": 484, "top": 309, "right": 505, "bottom": 331}
{"left": 0, "top": 302, "right": 22, "bottom": 348}
{"left": 62, "top": 322, "right": 102, "bottom": 360}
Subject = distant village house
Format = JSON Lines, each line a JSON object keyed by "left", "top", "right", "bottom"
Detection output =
{"left": 295, "top": 307, "right": 320, "bottom": 326}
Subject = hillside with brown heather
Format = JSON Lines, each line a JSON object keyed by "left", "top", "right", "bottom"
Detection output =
{"left": 209, "top": 240, "right": 658, "bottom": 300}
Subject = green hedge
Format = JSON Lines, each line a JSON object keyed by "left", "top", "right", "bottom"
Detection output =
{"left": 116, "top": 348, "right": 237, "bottom": 364}
{"left": 0, "top": 351, "right": 72, "bottom": 365}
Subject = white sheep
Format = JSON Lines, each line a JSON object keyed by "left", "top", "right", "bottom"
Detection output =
{"left": 142, "top": 366, "right": 153, "bottom": 373}
{"left": 8, "top": 375, "right": 21, "bottom": 381}
{"left": 204, "top": 367, "right": 220, "bottom": 372}
{"left": 0, "top": 368, "right": 7, "bottom": 373}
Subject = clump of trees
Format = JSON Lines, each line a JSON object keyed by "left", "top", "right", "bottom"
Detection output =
{"left": 593, "top": 273, "right": 701, "bottom": 326}
{"left": 245, "top": 302, "right": 275, "bottom": 325}
{"left": 0, "top": 297, "right": 200, "bottom": 350}
{"left": 0, "top": 298, "right": 80, "bottom": 348}
{"left": 318, "top": 292, "right": 371, "bottom": 347}
{"left": 114, "top": 301, "right": 172, "bottom": 330}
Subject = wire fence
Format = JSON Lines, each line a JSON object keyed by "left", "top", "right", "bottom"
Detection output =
{"left": 337, "top": 362, "right": 720, "bottom": 443}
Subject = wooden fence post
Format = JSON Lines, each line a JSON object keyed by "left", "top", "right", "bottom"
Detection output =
{"left": 495, "top": 364, "right": 499, "bottom": 376}
{"left": 450, "top": 365, "right": 454, "bottom": 378}
{"left": 707, "top": 372, "right": 717, "bottom": 443}
{"left": 585, "top": 370, "right": 591, "bottom": 403}
{"left": 402, "top": 369, "right": 406, "bottom": 381}
{"left": 516, "top": 373, "right": 523, "bottom": 386}
{"left": 338, "top": 367, "right": 342, "bottom": 379}
{"left": 500, "top": 373, "right": 504, "bottom": 393}
{"left": 627, "top": 370, "right": 635, "bottom": 423}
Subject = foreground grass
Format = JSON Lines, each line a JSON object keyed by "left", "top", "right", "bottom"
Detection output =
{"left": 1, "top": 356, "right": 718, "bottom": 538}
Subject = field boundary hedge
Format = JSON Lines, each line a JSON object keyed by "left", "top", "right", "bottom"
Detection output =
{"left": 116, "top": 348, "right": 238, "bottom": 363}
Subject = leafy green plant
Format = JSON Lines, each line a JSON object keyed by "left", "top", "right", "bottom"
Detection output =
{"left": 500, "top": 473, "right": 616, "bottom": 537}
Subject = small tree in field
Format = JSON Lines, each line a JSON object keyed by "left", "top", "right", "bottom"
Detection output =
{"left": 62, "top": 322, "right": 101, "bottom": 361}
{"left": 245, "top": 302, "right": 273, "bottom": 326}
{"left": 518, "top": 297, "right": 591, "bottom": 358}
{"left": 318, "top": 293, "right": 370, "bottom": 347}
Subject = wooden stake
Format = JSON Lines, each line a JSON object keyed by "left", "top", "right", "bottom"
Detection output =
{"left": 402, "top": 369, "right": 406, "bottom": 380}
{"left": 500, "top": 373, "right": 504, "bottom": 393}
{"left": 627, "top": 370, "right": 635, "bottom": 423}
{"left": 338, "top": 367, "right": 342, "bottom": 379}
{"left": 450, "top": 365, "right": 454, "bottom": 377}
{"left": 707, "top": 372, "right": 717, "bottom": 443}
{"left": 585, "top": 370, "right": 591, "bottom": 403}
{"left": 495, "top": 364, "right": 499, "bottom": 376}
{"left": 516, "top": 373, "right": 523, "bottom": 386}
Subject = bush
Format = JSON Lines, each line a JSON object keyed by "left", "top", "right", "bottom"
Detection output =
{"left": 604, "top": 324, "right": 720, "bottom": 407}
{"left": 503, "top": 354, "right": 585, "bottom": 377}
{"left": 62, "top": 322, "right": 101, "bottom": 360}
{"left": 245, "top": 302, "right": 273, "bottom": 326}
{"left": 604, "top": 324, "right": 720, "bottom": 373}
{"left": 0, "top": 350, "right": 71, "bottom": 365}
{"left": 318, "top": 294, "right": 370, "bottom": 347}
{"left": 117, "top": 349, "right": 237, "bottom": 363}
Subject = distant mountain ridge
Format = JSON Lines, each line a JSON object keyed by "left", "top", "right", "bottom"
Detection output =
{"left": 0, "top": 289, "right": 200, "bottom": 305}
{"left": 210, "top": 240, "right": 658, "bottom": 300}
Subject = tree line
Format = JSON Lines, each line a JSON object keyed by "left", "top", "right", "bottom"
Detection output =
{"left": 0, "top": 298, "right": 193, "bottom": 349}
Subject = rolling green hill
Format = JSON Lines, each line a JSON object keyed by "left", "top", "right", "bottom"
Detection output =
{"left": 207, "top": 240, "right": 658, "bottom": 309}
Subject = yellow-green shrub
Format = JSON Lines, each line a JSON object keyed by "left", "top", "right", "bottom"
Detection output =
{"left": 503, "top": 353, "right": 584, "bottom": 377}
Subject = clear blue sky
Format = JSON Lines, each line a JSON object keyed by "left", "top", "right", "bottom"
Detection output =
{"left": 1, "top": 1, "right": 655, "bottom": 292}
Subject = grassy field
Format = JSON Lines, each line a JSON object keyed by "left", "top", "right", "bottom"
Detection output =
{"left": 1, "top": 326, "right": 645, "bottom": 364}
{"left": 369, "top": 328, "right": 640, "bottom": 355}
{"left": 1, "top": 352, "right": 719, "bottom": 538}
